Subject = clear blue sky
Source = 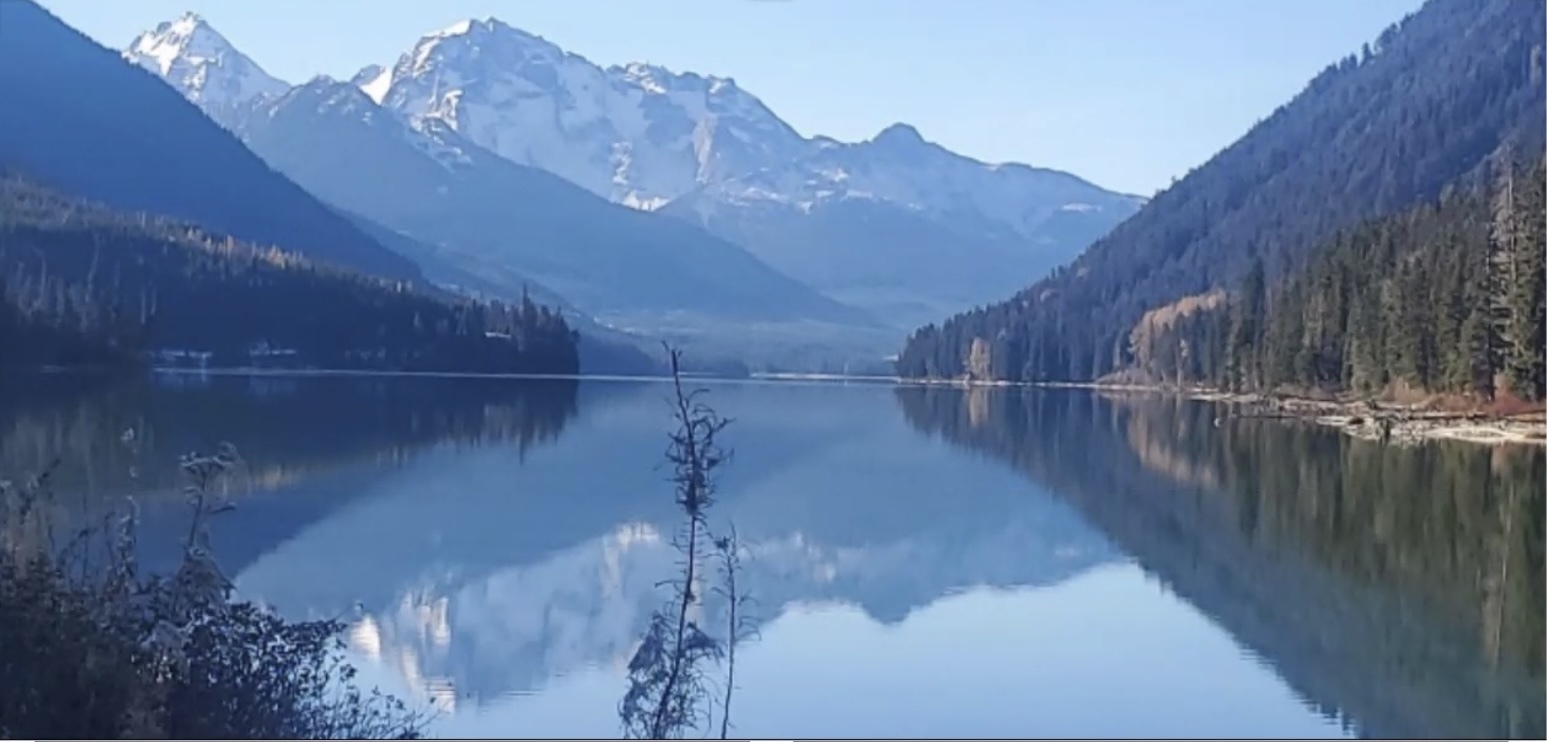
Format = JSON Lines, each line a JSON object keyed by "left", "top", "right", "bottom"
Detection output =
{"left": 41, "top": 0, "right": 1425, "bottom": 195}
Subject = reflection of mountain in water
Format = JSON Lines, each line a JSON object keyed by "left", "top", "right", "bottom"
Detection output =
{"left": 894, "top": 385, "right": 1545, "bottom": 741}
{"left": 231, "top": 381, "right": 1117, "bottom": 704}
{"left": 0, "top": 372, "right": 585, "bottom": 574}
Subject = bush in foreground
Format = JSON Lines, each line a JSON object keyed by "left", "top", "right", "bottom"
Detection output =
{"left": 0, "top": 447, "right": 427, "bottom": 740}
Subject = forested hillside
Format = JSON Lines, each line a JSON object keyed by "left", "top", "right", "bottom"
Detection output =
{"left": 0, "top": 0, "right": 424, "bottom": 284}
{"left": 0, "top": 175, "right": 579, "bottom": 374}
{"left": 1120, "top": 157, "right": 1544, "bottom": 401}
{"left": 897, "top": 0, "right": 1545, "bottom": 388}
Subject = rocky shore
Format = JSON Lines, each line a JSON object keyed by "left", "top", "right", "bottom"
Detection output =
{"left": 1172, "top": 389, "right": 1543, "bottom": 446}
{"left": 895, "top": 376, "right": 1546, "bottom": 446}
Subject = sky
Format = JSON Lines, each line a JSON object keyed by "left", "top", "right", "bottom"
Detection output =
{"left": 40, "top": 0, "right": 1426, "bottom": 196}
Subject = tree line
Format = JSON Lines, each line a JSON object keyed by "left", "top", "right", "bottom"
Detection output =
{"left": 900, "top": 156, "right": 1546, "bottom": 403}
{"left": 896, "top": 0, "right": 1545, "bottom": 390}
{"left": 0, "top": 174, "right": 579, "bottom": 375}
{"left": 1208, "top": 157, "right": 1544, "bottom": 400}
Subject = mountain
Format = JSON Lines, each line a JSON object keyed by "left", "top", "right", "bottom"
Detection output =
{"left": 118, "top": 10, "right": 1139, "bottom": 358}
{"left": 358, "top": 17, "right": 1141, "bottom": 324}
{"left": 661, "top": 125, "right": 1144, "bottom": 326}
{"left": 368, "top": 18, "right": 809, "bottom": 210}
{"left": 898, "top": 0, "right": 1546, "bottom": 382}
{"left": 123, "top": 12, "right": 287, "bottom": 130}
{"left": 223, "top": 76, "right": 868, "bottom": 329}
{"left": 0, "top": 0, "right": 422, "bottom": 285}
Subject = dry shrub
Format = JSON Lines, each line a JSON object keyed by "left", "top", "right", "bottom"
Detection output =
{"left": 0, "top": 446, "right": 428, "bottom": 740}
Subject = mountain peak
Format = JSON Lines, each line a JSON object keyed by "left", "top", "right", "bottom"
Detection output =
{"left": 129, "top": 11, "right": 227, "bottom": 76}
{"left": 397, "top": 15, "right": 562, "bottom": 81}
{"left": 125, "top": 12, "right": 288, "bottom": 114}
{"left": 432, "top": 17, "right": 490, "bottom": 38}
{"left": 301, "top": 73, "right": 340, "bottom": 87}
{"left": 871, "top": 123, "right": 926, "bottom": 146}
{"left": 278, "top": 74, "right": 383, "bottom": 119}
{"left": 427, "top": 16, "right": 546, "bottom": 45}
{"left": 171, "top": 11, "right": 206, "bottom": 30}
{"left": 350, "top": 64, "right": 392, "bottom": 103}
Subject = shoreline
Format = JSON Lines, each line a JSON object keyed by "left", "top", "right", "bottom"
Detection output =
{"left": 38, "top": 366, "right": 1547, "bottom": 446}
{"left": 1060, "top": 381, "right": 1545, "bottom": 447}
{"left": 889, "top": 375, "right": 1545, "bottom": 447}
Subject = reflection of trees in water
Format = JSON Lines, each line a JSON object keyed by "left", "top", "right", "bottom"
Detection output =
{"left": 894, "top": 385, "right": 1545, "bottom": 741}
{"left": 0, "top": 372, "right": 582, "bottom": 515}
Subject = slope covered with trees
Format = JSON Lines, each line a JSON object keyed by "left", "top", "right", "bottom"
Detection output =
{"left": 898, "top": 0, "right": 1545, "bottom": 388}
{"left": 1114, "top": 156, "right": 1546, "bottom": 401}
{"left": 0, "top": 175, "right": 579, "bottom": 374}
{"left": 0, "top": 0, "right": 423, "bottom": 285}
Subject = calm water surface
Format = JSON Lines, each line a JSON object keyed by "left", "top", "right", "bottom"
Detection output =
{"left": 2, "top": 372, "right": 1541, "bottom": 739}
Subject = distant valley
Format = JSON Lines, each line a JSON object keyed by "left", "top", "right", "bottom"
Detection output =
{"left": 121, "top": 12, "right": 1140, "bottom": 369}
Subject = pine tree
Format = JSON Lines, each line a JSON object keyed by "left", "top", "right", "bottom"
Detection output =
{"left": 1502, "top": 160, "right": 1546, "bottom": 399}
{"left": 1226, "top": 259, "right": 1266, "bottom": 390}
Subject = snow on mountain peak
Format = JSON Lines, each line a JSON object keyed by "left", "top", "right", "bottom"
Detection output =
{"left": 125, "top": 12, "right": 288, "bottom": 118}
{"left": 124, "top": 9, "right": 1137, "bottom": 251}
{"left": 610, "top": 62, "right": 740, "bottom": 98}
{"left": 435, "top": 18, "right": 478, "bottom": 38}
{"left": 431, "top": 16, "right": 514, "bottom": 39}
{"left": 169, "top": 11, "right": 206, "bottom": 34}
{"left": 358, "top": 17, "right": 804, "bottom": 207}
{"left": 416, "top": 16, "right": 556, "bottom": 56}
{"left": 616, "top": 61, "right": 673, "bottom": 94}
{"left": 351, "top": 64, "right": 393, "bottom": 103}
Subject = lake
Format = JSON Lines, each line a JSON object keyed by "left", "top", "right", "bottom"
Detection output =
{"left": 2, "top": 372, "right": 1541, "bottom": 739}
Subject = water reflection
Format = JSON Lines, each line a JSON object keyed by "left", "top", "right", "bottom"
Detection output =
{"left": 3, "top": 375, "right": 1535, "bottom": 738}
{"left": 229, "top": 380, "right": 1120, "bottom": 715}
{"left": 0, "top": 371, "right": 582, "bottom": 574}
{"left": 895, "top": 385, "right": 1546, "bottom": 740}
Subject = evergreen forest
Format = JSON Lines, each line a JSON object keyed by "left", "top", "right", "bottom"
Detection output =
{"left": 896, "top": 0, "right": 1546, "bottom": 402}
{"left": 0, "top": 174, "right": 580, "bottom": 375}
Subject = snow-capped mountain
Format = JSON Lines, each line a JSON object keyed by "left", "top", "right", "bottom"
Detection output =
{"left": 690, "top": 123, "right": 1142, "bottom": 243}
{"left": 123, "top": 12, "right": 287, "bottom": 129}
{"left": 0, "top": 0, "right": 423, "bottom": 285}
{"left": 352, "top": 17, "right": 1141, "bottom": 322}
{"left": 361, "top": 18, "right": 1141, "bottom": 221}
{"left": 368, "top": 18, "right": 806, "bottom": 210}
{"left": 660, "top": 125, "right": 1144, "bottom": 325}
{"left": 205, "top": 72, "right": 868, "bottom": 331}
{"left": 124, "top": 10, "right": 1140, "bottom": 334}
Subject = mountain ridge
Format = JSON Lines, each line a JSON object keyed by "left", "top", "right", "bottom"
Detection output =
{"left": 356, "top": 14, "right": 1143, "bottom": 323}
{"left": 121, "top": 11, "right": 1141, "bottom": 328}
{"left": 117, "top": 7, "right": 1143, "bottom": 358}
{"left": 227, "top": 74, "right": 872, "bottom": 329}
{"left": 0, "top": 0, "right": 425, "bottom": 286}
